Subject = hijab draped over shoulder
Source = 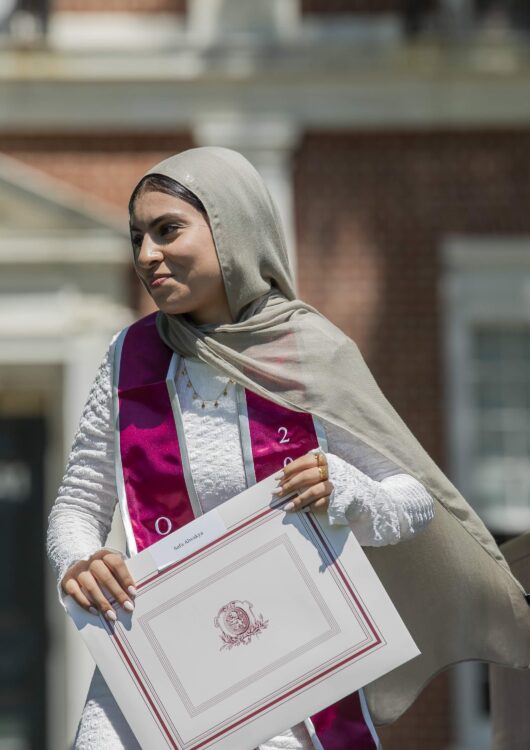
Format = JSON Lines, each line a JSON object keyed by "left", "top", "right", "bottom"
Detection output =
{"left": 131, "top": 146, "right": 530, "bottom": 725}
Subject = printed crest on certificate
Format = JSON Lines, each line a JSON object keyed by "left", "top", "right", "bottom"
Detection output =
{"left": 214, "top": 600, "right": 269, "bottom": 650}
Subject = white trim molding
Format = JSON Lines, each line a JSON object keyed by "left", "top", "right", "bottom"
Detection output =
{"left": 1, "top": 10, "right": 530, "bottom": 131}
{"left": 441, "top": 234, "right": 530, "bottom": 750}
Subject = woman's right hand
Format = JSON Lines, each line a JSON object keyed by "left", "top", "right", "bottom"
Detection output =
{"left": 61, "top": 548, "right": 137, "bottom": 621}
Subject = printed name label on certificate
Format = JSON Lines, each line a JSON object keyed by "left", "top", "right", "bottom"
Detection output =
{"left": 150, "top": 509, "right": 226, "bottom": 571}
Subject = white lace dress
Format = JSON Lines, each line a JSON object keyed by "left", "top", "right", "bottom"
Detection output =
{"left": 46, "top": 333, "right": 435, "bottom": 750}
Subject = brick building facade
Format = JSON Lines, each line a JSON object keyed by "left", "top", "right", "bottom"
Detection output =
{"left": 1, "top": 2, "right": 529, "bottom": 749}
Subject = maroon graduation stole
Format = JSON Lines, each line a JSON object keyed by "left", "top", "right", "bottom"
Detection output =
{"left": 114, "top": 312, "right": 379, "bottom": 750}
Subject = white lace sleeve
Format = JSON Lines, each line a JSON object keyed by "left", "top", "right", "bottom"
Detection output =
{"left": 46, "top": 333, "right": 120, "bottom": 607}
{"left": 322, "top": 419, "right": 435, "bottom": 547}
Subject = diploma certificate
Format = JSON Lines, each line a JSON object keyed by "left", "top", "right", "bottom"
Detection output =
{"left": 66, "top": 473, "right": 419, "bottom": 750}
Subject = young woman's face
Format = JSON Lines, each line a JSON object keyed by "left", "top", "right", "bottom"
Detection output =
{"left": 130, "top": 190, "right": 233, "bottom": 325}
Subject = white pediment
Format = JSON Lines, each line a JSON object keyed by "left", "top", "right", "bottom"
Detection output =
{"left": 0, "top": 156, "right": 133, "bottom": 346}
{"left": 0, "top": 153, "right": 134, "bottom": 340}
{"left": 0, "top": 152, "right": 128, "bottom": 236}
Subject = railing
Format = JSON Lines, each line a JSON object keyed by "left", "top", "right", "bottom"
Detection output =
{"left": 1, "top": 0, "right": 529, "bottom": 45}
{"left": 302, "top": 0, "right": 530, "bottom": 38}
{"left": 406, "top": 0, "right": 530, "bottom": 38}
{"left": 475, "top": 0, "right": 530, "bottom": 31}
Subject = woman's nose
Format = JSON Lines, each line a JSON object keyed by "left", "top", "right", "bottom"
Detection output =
{"left": 136, "top": 235, "right": 164, "bottom": 268}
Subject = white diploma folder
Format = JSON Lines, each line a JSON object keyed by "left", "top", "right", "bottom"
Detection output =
{"left": 66, "top": 473, "right": 420, "bottom": 750}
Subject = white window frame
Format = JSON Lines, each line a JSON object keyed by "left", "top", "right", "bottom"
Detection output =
{"left": 440, "top": 235, "right": 530, "bottom": 750}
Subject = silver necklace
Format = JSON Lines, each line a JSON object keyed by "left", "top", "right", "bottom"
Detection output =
{"left": 180, "top": 359, "right": 235, "bottom": 409}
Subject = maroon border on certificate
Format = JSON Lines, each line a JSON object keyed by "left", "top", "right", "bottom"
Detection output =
{"left": 106, "top": 503, "right": 383, "bottom": 750}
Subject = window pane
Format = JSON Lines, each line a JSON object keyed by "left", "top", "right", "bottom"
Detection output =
{"left": 470, "top": 326, "right": 530, "bottom": 533}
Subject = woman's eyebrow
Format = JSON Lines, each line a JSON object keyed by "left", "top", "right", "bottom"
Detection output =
{"left": 129, "top": 212, "right": 187, "bottom": 231}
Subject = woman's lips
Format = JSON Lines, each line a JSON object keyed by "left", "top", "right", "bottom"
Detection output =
{"left": 150, "top": 275, "right": 174, "bottom": 288}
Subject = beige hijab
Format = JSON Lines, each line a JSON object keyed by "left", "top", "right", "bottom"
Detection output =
{"left": 134, "top": 146, "right": 530, "bottom": 725}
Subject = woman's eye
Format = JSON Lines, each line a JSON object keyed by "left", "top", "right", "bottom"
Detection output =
{"left": 130, "top": 225, "right": 179, "bottom": 249}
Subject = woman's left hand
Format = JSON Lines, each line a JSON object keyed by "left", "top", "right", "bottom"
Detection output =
{"left": 272, "top": 451, "right": 334, "bottom": 513}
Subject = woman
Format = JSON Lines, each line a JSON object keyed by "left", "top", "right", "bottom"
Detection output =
{"left": 47, "top": 146, "right": 530, "bottom": 749}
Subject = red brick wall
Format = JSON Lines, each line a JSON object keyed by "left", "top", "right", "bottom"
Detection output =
{"left": 294, "top": 130, "right": 530, "bottom": 472}
{"left": 52, "top": 0, "right": 186, "bottom": 13}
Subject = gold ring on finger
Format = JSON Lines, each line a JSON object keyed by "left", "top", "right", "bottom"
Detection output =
{"left": 318, "top": 465, "right": 328, "bottom": 481}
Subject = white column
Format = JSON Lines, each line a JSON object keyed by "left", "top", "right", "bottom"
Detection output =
{"left": 61, "top": 330, "right": 127, "bottom": 746}
{"left": 193, "top": 116, "right": 302, "bottom": 288}
{"left": 61, "top": 334, "right": 105, "bottom": 744}
{"left": 187, "top": 0, "right": 300, "bottom": 43}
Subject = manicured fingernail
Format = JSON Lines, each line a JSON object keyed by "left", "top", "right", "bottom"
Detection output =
{"left": 128, "top": 586, "right": 137, "bottom": 598}
{"left": 89, "top": 606, "right": 98, "bottom": 616}
{"left": 274, "top": 471, "right": 284, "bottom": 480}
{"left": 272, "top": 486, "right": 283, "bottom": 496}
{"left": 123, "top": 600, "right": 134, "bottom": 612}
{"left": 105, "top": 609, "right": 117, "bottom": 622}
{"left": 284, "top": 501, "right": 295, "bottom": 512}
